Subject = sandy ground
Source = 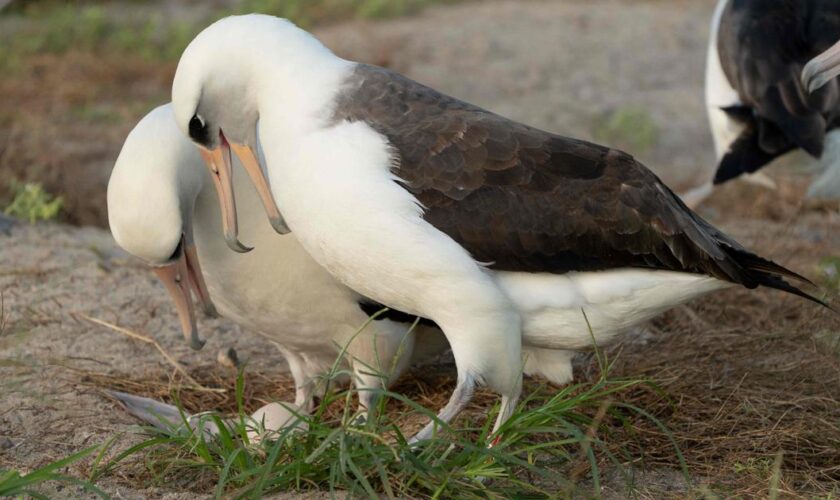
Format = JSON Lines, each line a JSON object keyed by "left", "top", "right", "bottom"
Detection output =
{"left": 2, "top": 0, "right": 840, "bottom": 497}
{"left": 1, "top": 0, "right": 714, "bottom": 228}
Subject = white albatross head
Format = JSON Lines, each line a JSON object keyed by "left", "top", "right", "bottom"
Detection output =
{"left": 171, "top": 14, "right": 349, "bottom": 250}
{"left": 108, "top": 104, "right": 219, "bottom": 350}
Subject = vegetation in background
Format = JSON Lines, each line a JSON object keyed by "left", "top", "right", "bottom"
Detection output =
{"left": 4, "top": 181, "right": 63, "bottom": 224}
{"left": 239, "top": 0, "right": 458, "bottom": 25}
{"left": 818, "top": 256, "right": 840, "bottom": 291}
{"left": 813, "top": 257, "right": 840, "bottom": 357}
{"left": 592, "top": 105, "right": 659, "bottom": 155}
{"left": 0, "top": 0, "right": 458, "bottom": 73}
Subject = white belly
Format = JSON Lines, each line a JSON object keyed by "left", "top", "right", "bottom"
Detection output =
{"left": 496, "top": 269, "right": 731, "bottom": 349}
{"left": 192, "top": 165, "right": 369, "bottom": 356}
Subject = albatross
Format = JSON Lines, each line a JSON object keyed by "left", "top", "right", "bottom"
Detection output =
{"left": 107, "top": 104, "right": 449, "bottom": 415}
{"left": 106, "top": 104, "right": 636, "bottom": 409}
{"left": 802, "top": 35, "right": 840, "bottom": 197}
{"left": 169, "top": 15, "right": 827, "bottom": 443}
{"left": 686, "top": 0, "right": 840, "bottom": 206}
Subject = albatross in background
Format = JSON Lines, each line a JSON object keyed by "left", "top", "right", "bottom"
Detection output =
{"left": 803, "top": 35, "right": 840, "bottom": 197}
{"left": 169, "top": 15, "right": 827, "bottom": 443}
{"left": 686, "top": 0, "right": 840, "bottom": 206}
{"left": 107, "top": 104, "right": 449, "bottom": 418}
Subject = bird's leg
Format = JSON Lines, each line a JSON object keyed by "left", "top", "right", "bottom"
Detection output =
{"left": 488, "top": 385, "right": 522, "bottom": 447}
{"left": 353, "top": 367, "right": 385, "bottom": 418}
{"left": 408, "top": 297, "right": 522, "bottom": 445}
{"left": 409, "top": 373, "right": 476, "bottom": 444}
{"left": 347, "top": 320, "right": 417, "bottom": 418}
{"left": 273, "top": 344, "right": 316, "bottom": 413}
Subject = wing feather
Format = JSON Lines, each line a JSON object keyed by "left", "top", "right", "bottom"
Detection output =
{"left": 331, "top": 64, "right": 821, "bottom": 301}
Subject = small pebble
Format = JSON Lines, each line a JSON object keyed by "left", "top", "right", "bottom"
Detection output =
{"left": 0, "top": 437, "right": 14, "bottom": 450}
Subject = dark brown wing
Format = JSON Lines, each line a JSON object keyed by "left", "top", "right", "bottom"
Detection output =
{"left": 331, "top": 64, "right": 822, "bottom": 300}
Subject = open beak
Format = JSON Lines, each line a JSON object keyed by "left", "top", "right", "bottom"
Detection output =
{"left": 229, "top": 143, "right": 290, "bottom": 235}
{"left": 803, "top": 40, "right": 840, "bottom": 93}
{"left": 198, "top": 145, "right": 253, "bottom": 253}
{"left": 152, "top": 234, "right": 216, "bottom": 350}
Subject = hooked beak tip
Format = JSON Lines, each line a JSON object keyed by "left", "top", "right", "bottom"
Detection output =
{"left": 808, "top": 74, "right": 827, "bottom": 95}
{"left": 269, "top": 215, "right": 291, "bottom": 235}
{"left": 802, "top": 62, "right": 821, "bottom": 93}
{"left": 225, "top": 234, "right": 254, "bottom": 253}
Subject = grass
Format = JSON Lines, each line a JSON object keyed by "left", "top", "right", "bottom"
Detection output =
{"left": 3, "top": 181, "right": 63, "bottom": 224}
{"left": 76, "top": 316, "right": 681, "bottom": 497}
{"left": 592, "top": 105, "right": 659, "bottom": 155}
{"left": 818, "top": 256, "right": 840, "bottom": 292}
{"left": 0, "top": 0, "right": 459, "bottom": 73}
{"left": 0, "top": 444, "right": 106, "bottom": 498}
{"left": 0, "top": 0, "right": 463, "bottom": 225}
{"left": 239, "top": 0, "right": 458, "bottom": 25}
{"left": 27, "top": 275, "right": 840, "bottom": 498}
{"left": 92, "top": 369, "right": 670, "bottom": 498}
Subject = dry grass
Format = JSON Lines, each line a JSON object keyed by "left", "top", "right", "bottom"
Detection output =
{"left": 4, "top": 1, "right": 840, "bottom": 496}
{"left": 69, "top": 175, "right": 840, "bottom": 496}
{"left": 78, "top": 248, "right": 840, "bottom": 496}
{"left": 608, "top": 300, "right": 840, "bottom": 496}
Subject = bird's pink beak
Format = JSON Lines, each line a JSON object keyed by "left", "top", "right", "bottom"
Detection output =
{"left": 229, "top": 142, "right": 290, "bottom": 235}
{"left": 198, "top": 144, "right": 252, "bottom": 253}
{"left": 152, "top": 232, "right": 217, "bottom": 350}
{"left": 197, "top": 132, "right": 289, "bottom": 254}
{"left": 803, "top": 40, "right": 840, "bottom": 93}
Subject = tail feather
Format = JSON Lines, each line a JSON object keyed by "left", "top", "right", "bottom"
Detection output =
{"left": 725, "top": 247, "right": 815, "bottom": 286}
{"left": 714, "top": 125, "right": 795, "bottom": 184}
{"left": 750, "top": 273, "right": 831, "bottom": 310}
{"left": 722, "top": 247, "right": 831, "bottom": 309}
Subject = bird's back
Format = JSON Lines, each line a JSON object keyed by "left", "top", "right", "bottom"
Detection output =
{"left": 332, "top": 64, "right": 824, "bottom": 307}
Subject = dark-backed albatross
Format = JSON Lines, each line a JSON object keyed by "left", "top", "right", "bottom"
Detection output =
{"left": 687, "top": 0, "right": 840, "bottom": 206}
{"left": 169, "top": 15, "right": 827, "bottom": 443}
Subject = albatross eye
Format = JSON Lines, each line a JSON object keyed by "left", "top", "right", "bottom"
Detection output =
{"left": 188, "top": 114, "right": 209, "bottom": 145}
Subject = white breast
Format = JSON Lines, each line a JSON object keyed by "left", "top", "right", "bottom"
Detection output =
{"left": 191, "top": 158, "right": 367, "bottom": 353}
{"left": 262, "top": 120, "right": 503, "bottom": 323}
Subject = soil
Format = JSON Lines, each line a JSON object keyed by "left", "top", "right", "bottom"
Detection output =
{"left": 1, "top": 0, "right": 839, "bottom": 498}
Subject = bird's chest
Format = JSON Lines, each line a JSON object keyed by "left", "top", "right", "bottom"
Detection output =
{"left": 192, "top": 190, "right": 364, "bottom": 343}
{"left": 262, "top": 123, "right": 453, "bottom": 313}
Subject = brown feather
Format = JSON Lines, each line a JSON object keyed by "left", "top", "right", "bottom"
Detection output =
{"left": 331, "top": 64, "right": 822, "bottom": 303}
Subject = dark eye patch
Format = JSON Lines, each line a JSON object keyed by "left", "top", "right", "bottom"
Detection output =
{"left": 188, "top": 114, "right": 210, "bottom": 145}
